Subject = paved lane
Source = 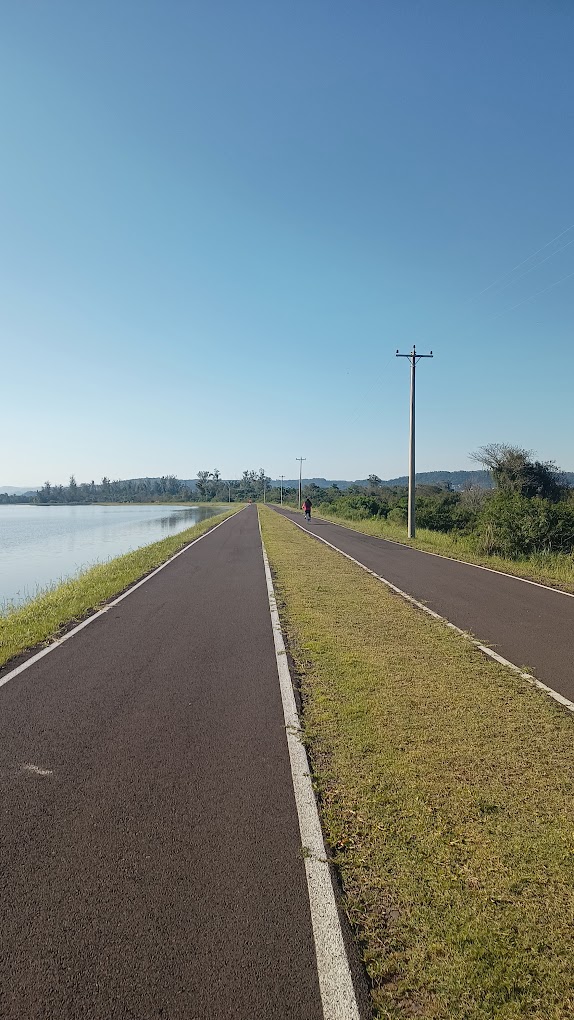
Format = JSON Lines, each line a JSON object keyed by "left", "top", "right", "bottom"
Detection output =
{"left": 273, "top": 508, "right": 574, "bottom": 704}
{"left": 0, "top": 507, "right": 325, "bottom": 1020}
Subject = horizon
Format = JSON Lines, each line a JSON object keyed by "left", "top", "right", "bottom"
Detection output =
{"left": 2, "top": 3, "right": 573, "bottom": 484}
{"left": 6, "top": 464, "right": 574, "bottom": 496}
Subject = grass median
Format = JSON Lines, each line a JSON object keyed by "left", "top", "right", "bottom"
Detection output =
{"left": 260, "top": 505, "right": 574, "bottom": 1020}
{"left": 285, "top": 506, "right": 574, "bottom": 594}
{"left": 0, "top": 506, "right": 240, "bottom": 671}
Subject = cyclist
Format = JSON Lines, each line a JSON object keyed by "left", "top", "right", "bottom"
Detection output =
{"left": 302, "top": 497, "right": 312, "bottom": 521}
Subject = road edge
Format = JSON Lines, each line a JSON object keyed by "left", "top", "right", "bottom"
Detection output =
{"left": 275, "top": 506, "right": 574, "bottom": 600}
{"left": 259, "top": 519, "right": 362, "bottom": 1020}
{"left": 0, "top": 507, "right": 244, "bottom": 692}
{"left": 277, "top": 510, "right": 574, "bottom": 718}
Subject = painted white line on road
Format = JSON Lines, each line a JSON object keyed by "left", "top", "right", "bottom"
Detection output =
{"left": 283, "top": 514, "right": 574, "bottom": 718}
{"left": 259, "top": 525, "right": 361, "bottom": 1020}
{"left": 0, "top": 508, "right": 245, "bottom": 693}
{"left": 282, "top": 508, "right": 574, "bottom": 600}
{"left": 21, "top": 763, "right": 53, "bottom": 776}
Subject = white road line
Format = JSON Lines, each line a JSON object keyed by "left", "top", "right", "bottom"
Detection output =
{"left": 287, "top": 509, "right": 574, "bottom": 599}
{"left": 0, "top": 508, "right": 244, "bottom": 692}
{"left": 282, "top": 514, "right": 574, "bottom": 718}
{"left": 21, "top": 763, "right": 53, "bottom": 776}
{"left": 259, "top": 525, "right": 361, "bottom": 1020}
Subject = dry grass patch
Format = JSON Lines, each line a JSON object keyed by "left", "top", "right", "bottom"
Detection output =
{"left": 260, "top": 506, "right": 574, "bottom": 1019}
{"left": 0, "top": 507, "right": 239, "bottom": 670}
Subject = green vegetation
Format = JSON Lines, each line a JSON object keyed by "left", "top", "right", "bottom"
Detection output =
{"left": 196, "top": 467, "right": 274, "bottom": 502}
{"left": 0, "top": 507, "right": 239, "bottom": 670}
{"left": 286, "top": 445, "right": 574, "bottom": 593}
{"left": 0, "top": 467, "right": 281, "bottom": 504}
{"left": 260, "top": 506, "right": 574, "bottom": 1019}
{"left": 310, "top": 508, "right": 574, "bottom": 593}
{"left": 0, "top": 474, "right": 198, "bottom": 504}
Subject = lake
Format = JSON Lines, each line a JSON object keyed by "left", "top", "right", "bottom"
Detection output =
{"left": 0, "top": 503, "right": 227, "bottom": 611}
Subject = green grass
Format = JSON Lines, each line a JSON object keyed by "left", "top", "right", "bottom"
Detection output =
{"left": 296, "top": 505, "right": 574, "bottom": 594}
{"left": 260, "top": 506, "right": 574, "bottom": 1019}
{"left": 0, "top": 507, "right": 240, "bottom": 670}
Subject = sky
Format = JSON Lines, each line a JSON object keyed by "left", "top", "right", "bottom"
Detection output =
{"left": 1, "top": 0, "right": 573, "bottom": 486}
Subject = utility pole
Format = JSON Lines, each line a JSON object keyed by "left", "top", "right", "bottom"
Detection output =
{"left": 280, "top": 475, "right": 285, "bottom": 506}
{"left": 395, "top": 346, "right": 433, "bottom": 538}
{"left": 263, "top": 477, "right": 266, "bottom": 503}
{"left": 296, "top": 457, "right": 306, "bottom": 509}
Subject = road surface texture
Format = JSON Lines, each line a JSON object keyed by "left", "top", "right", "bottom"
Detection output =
{"left": 0, "top": 506, "right": 363, "bottom": 1020}
{"left": 273, "top": 507, "right": 574, "bottom": 705}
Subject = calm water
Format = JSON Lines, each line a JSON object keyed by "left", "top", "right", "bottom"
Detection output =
{"left": 0, "top": 504, "right": 226, "bottom": 610}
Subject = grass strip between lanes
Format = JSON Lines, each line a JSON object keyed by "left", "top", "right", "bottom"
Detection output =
{"left": 260, "top": 506, "right": 574, "bottom": 1020}
{"left": 286, "top": 505, "right": 574, "bottom": 595}
{"left": 0, "top": 507, "right": 240, "bottom": 671}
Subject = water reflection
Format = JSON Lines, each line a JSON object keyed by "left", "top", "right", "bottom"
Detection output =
{"left": 0, "top": 504, "right": 227, "bottom": 610}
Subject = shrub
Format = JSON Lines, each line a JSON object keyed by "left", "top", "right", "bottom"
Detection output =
{"left": 328, "top": 494, "right": 390, "bottom": 520}
{"left": 415, "top": 492, "right": 478, "bottom": 533}
{"left": 476, "top": 493, "right": 574, "bottom": 557}
{"left": 388, "top": 505, "right": 408, "bottom": 524}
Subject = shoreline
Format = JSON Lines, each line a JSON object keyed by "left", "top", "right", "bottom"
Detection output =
{"left": 0, "top": 507, "right": 241, "bottom": 675}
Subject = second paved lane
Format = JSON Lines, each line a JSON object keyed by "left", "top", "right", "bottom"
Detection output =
{"left": 273, "top": 507, "right": 574, "bottom": 704}
{"left": 0, "top": 506, "right": 324, "bottom": 1020}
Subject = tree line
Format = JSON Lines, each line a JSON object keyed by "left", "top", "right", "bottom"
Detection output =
{"left": 3, "top": 446, "right": 573, "bottom": 558}
{"left": 0, "top": 469, "right": 281, "bottom": 505}
{"left": 293, "top": 445, "right": 574, "bottom": 558}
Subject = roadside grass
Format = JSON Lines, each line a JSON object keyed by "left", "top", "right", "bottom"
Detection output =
{"left": 260, "top": 506, "right": 574, "bottom": 1019}
{"left": 0, "top": 507, "right": 240, "bottom": 671}
{"left": 295, "top": 505, "right": 574, "bottom": 595}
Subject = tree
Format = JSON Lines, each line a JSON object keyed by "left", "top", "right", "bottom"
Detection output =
{"left": 196, "top": 470, "right": 211, "bottom": 499}
{"left": 471, "top": 444, "right": 564, "bottom": 503}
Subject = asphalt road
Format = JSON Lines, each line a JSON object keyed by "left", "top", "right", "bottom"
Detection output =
{"left": 273, "top": 507, "right": 574, "bottom": 705}
{"left": 0, "top": 507, "right": 339, "bottom": 1020}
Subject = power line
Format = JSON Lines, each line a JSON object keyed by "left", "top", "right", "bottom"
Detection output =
{"left": 490, "top": 267, "right": 574, "bottom": 320}
{"left": 483, "top": 235, "right": 574, "bottom": 301}
{"left": 340, "top": 354, "right": 396, "bottom": 432}
{"left": 472, "top": 221, "right": 574, "bottom": 300}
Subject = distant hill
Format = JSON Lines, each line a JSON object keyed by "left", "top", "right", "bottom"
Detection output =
{"left": 0, "top": 485, "right": 39, "bottom": 495}
{"left": 273, "top": 470, "right": 574, "bottom": 491}
{"left": 271, "top": 477, "right": 356, "bottom": 490}
{"left": 3, "top": 469, "right": 573, "bottom": 501}
{"left": 376, "top": 470, "right": 494, "bottom": 490}
{"left": 272, "top": 473, "right": 492, "bottom": 491}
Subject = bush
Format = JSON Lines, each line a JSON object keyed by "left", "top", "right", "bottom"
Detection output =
{"left": 387, "top": 505, "right": 408, "bottom": 524}
{"left": 328, "top": 494, "right": 390, "bottom": 520}
{"left": 476, "top": 493, "right": 574, "bottom": 557}
{"left": 415, "top": 492, "right": 478, "bottom": 533}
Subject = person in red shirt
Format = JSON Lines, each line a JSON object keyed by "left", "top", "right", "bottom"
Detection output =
{"left": 302, "top": 498, "right": 312, "bottom": 521}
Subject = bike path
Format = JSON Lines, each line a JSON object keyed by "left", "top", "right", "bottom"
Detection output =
{"left": 0, "top": 507, "right": 326, "bottom": 1020}
{"left": 273, "top": 507, "right": 574, "bottom": 705}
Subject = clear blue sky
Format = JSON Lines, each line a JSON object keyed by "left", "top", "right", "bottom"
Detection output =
{"left": 1, "top": 1, "right": 573, "bottom": 486}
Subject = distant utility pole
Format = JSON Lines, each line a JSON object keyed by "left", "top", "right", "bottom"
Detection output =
{"left": 396, "top": 346, "right": 433, "bottom": 538}
{"left": 227, "top": 481, "right": 232, "bottom": 503}
{"left": 263, "top": 477, "right": 266, "bottom": 503}
{"left": 280, "top": 475, "right": 285, "bottom": 506}
{"left": 296, "top": 457, "right": 306, "bottom": 509}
